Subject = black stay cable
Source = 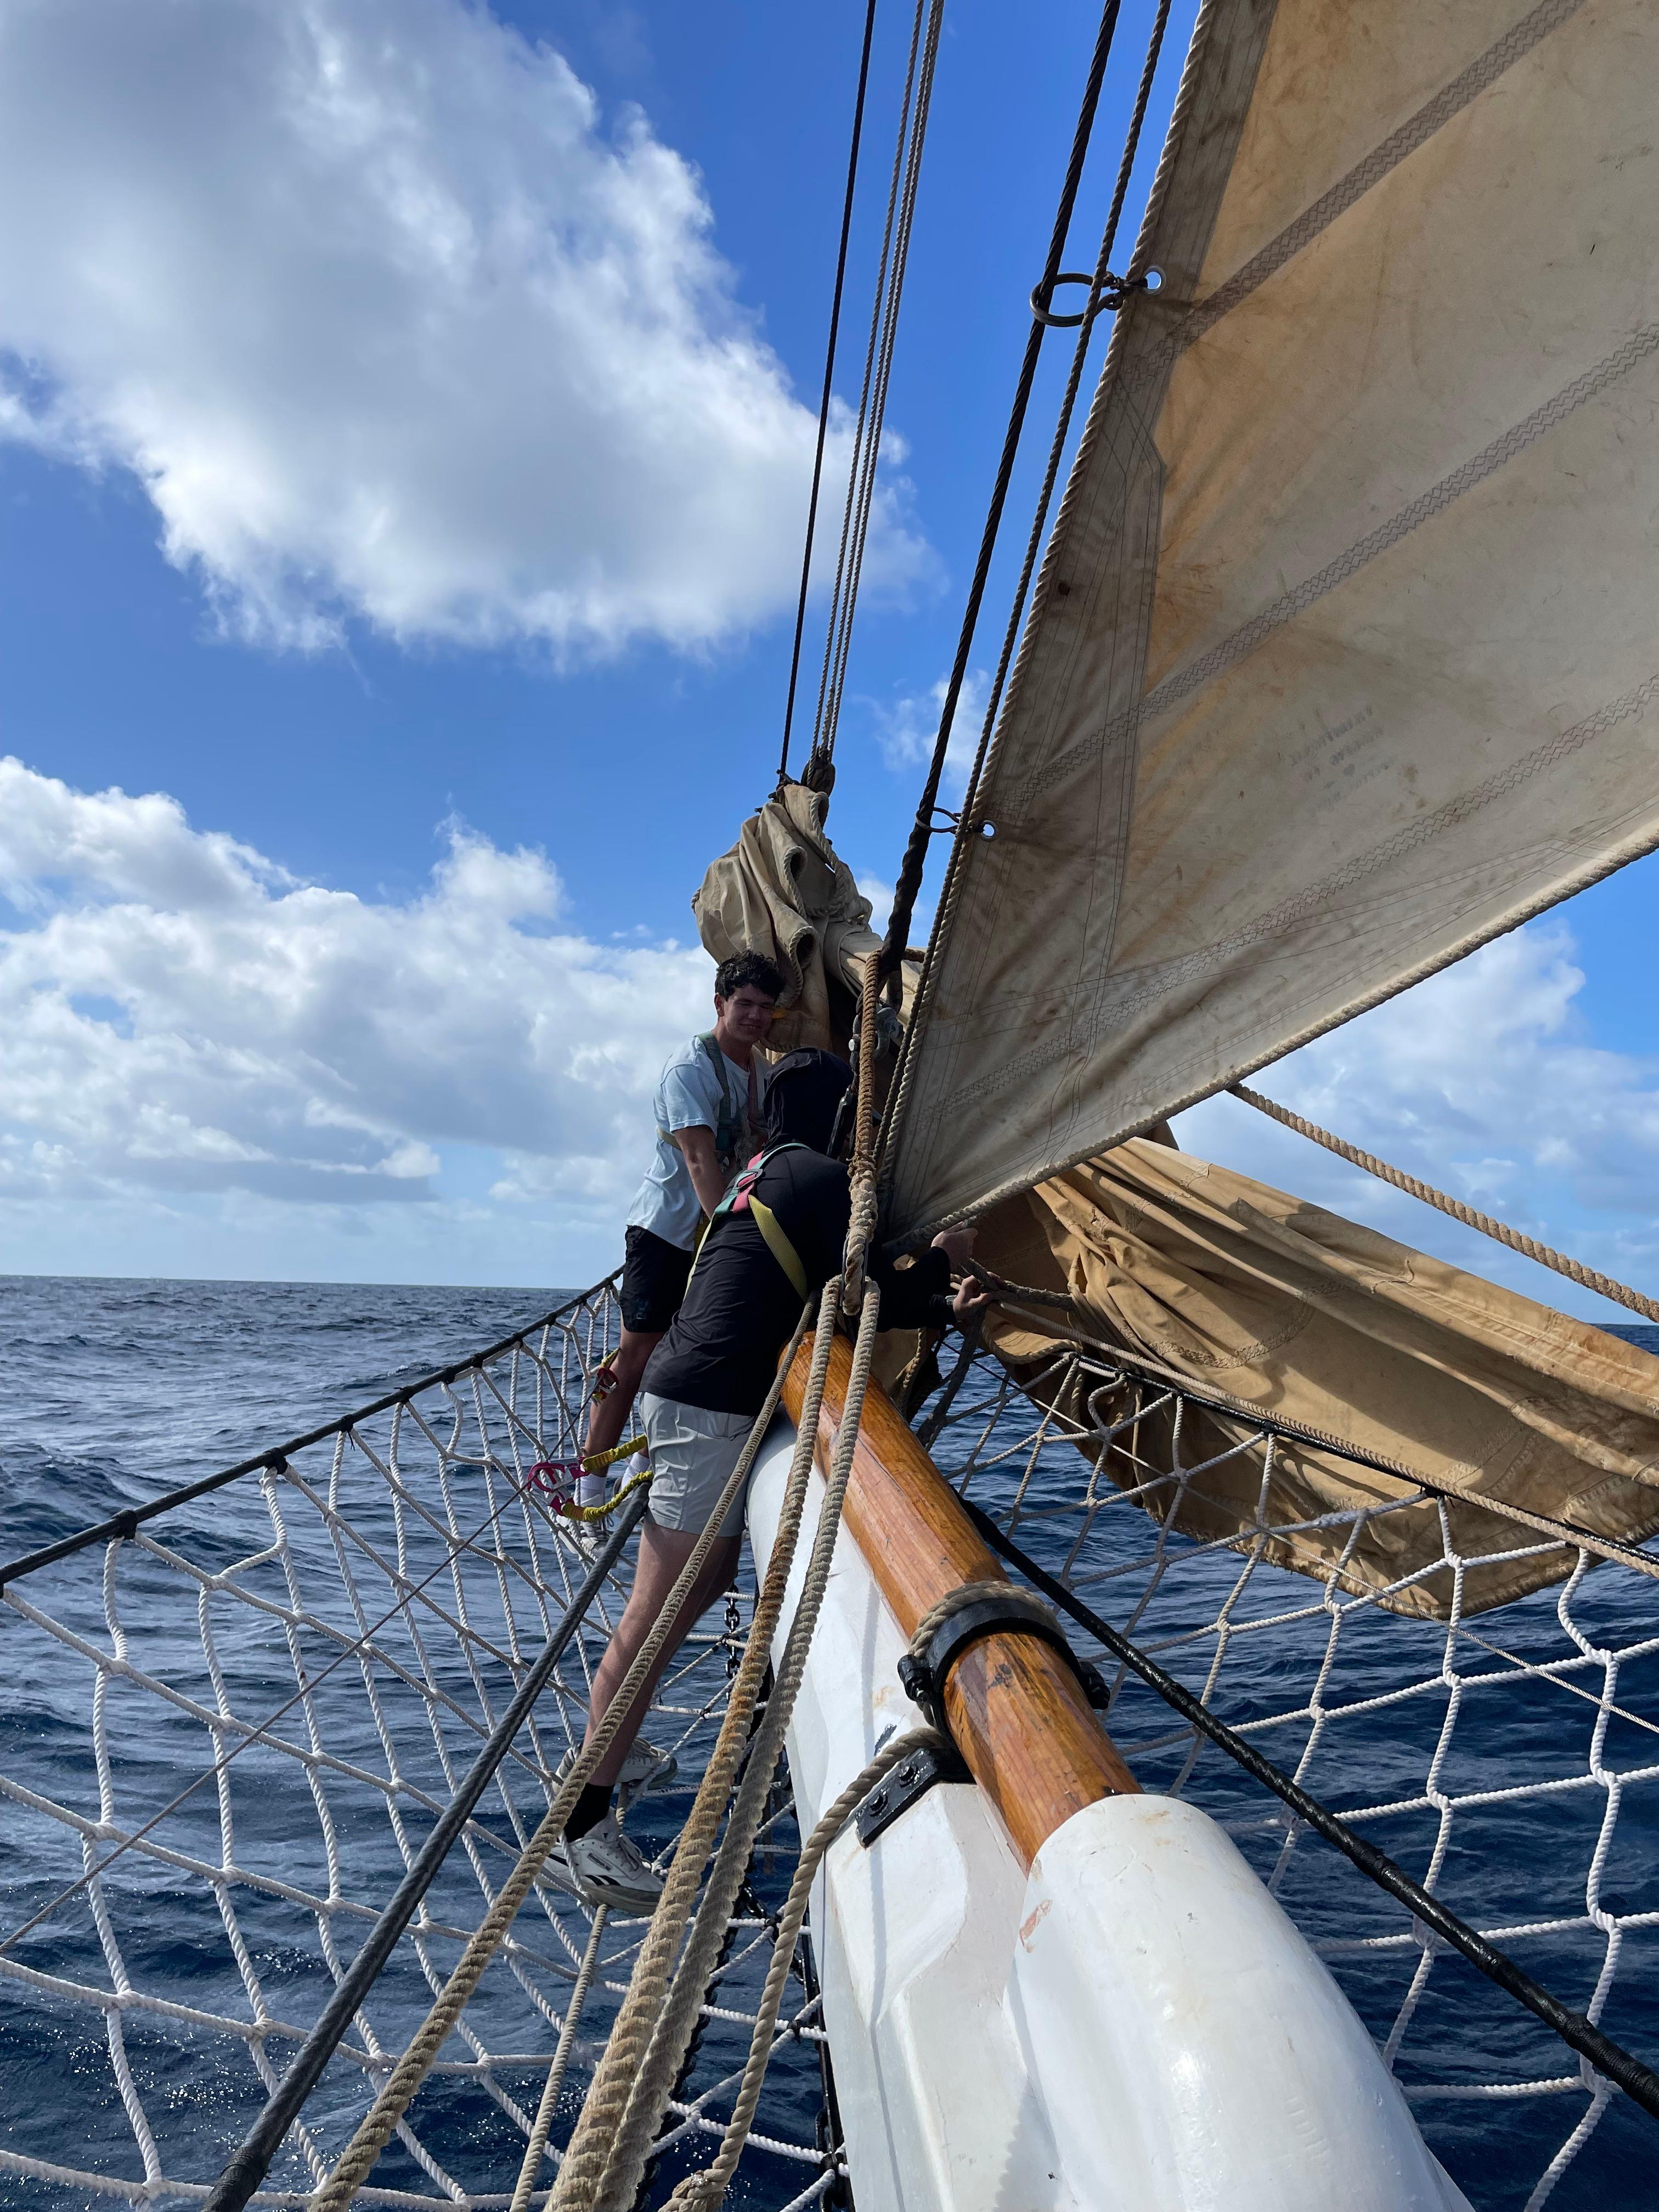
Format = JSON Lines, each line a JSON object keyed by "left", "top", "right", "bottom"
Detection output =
{"left": 877, "top": 0, "right": 1126, "bottom": 977}
{"left": 778, "top": 0, "right": 882, "bottom": 789}
{"left": 961, "top": 1494, "right": 1659, "bottom": 2128}
{"left": 950, "top": 0, "right": 1174, "bottom": 838}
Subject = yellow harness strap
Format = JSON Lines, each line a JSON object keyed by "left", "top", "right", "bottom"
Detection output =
{"left": 747, "top": 1195, "right": 809, "bottom": 1300}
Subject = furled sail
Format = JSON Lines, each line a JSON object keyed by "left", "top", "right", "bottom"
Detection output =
{"left": 695, "top": 784, "right": 880, "bottom": 1054}
{"left": 885, "top": 0, "right": 1659, "bottom": 1240}
{"left": 973, "top": 1139, "right": 1659, "bottom": 1620}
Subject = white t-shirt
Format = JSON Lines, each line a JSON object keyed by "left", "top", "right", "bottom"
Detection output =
{"left": 625, "top": 1036, "right": 761, "bottom": 1252}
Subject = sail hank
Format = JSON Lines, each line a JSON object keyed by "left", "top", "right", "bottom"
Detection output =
{"left": 884, "top": 0, "right": 1659, "bottom": 1239}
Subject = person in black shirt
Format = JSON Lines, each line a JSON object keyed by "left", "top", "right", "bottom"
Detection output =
{"left": 555, "top": 1049, "right": 988, "bottom": 1911}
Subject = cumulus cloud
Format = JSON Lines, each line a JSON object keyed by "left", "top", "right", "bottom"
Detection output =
{"left": 0, "top": 757, "right": 709, "bottom": 1237}
{"left": 855, "top": 872, "right": 894, "bottom": 935}
{"left": 1176, "top": 926, "right": 1659, "bottom": 1313}
{"left": 8, "top": 755, "right": 1652, "bottom": 1308}
{"left": 870, "top": 668, "right": 990, "bottom": 799}
{"left": 0, "top": 0, "right": 928, "bottom": 653}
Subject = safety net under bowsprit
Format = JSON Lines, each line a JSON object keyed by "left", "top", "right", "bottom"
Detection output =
{"left": 1, "top": 1278, "right": 1657, "bottom": 2209}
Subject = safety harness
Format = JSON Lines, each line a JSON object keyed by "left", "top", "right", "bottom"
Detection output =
{"left": 653, "top": 1034, "right": 753, "bottom": 1173}
{"left": 689, "top": 1143, "right": 810, "bottom": 1300}
{"left": 698, "top": 1032, "right": 747, "bottom": 1169}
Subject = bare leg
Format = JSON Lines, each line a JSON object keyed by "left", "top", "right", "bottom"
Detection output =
{"left": 584, "top": 1326, "right": 662, "bottom": 1462}
{"left": 582, "top": 1516, "right": 742, "bottom": 1787}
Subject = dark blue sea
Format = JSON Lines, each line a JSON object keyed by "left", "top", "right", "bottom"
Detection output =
{"left": 2, "top": 1273, "right": 1657, "bottom": 2209}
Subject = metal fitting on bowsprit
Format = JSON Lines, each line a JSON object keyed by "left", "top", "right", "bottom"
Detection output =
{"left": 895, "top": 1581, "right": 1110, "bottom": 1737}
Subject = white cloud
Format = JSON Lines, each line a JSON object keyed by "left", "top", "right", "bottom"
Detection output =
{"left": 10, "top": 758, "right": 1651, "bottom": 1308}
{"left": 0, "top": 0, "right": 928, "bottom": 654}
{"left": 0, "top": 758, "right": 711, "bottom": 1274}
{"left": 1175, "top": 926, "right": 1659, "bottom": 1318}
{"left": 855, "top": 872, "right": 894, "bottom": 935}
{"left": 870, "top": 668, "right": 990, "bottom": 800}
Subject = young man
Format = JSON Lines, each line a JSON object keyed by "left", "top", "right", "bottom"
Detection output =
{"left": 584, "top": 951, "right": 785, "bottom": 1474}
{"left": 557, "top": 1048, "right": 990, "bottom": 1911}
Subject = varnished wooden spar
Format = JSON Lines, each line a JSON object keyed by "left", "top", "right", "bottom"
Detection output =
{"left": 783, "top": 1331, "right": 1137, "bottom": 1869}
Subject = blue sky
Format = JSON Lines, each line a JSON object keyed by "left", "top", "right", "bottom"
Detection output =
{"left": 1, "top": 0, "right": 1656, "bottom": 1316}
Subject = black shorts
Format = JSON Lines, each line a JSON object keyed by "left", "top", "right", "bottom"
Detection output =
{"left": 620, "top": 1224, "right": 695, "bottom": 1334}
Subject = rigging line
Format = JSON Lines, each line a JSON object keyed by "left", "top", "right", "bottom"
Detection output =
{"left": 0, "top": 1455, "right": 607, "bottom": 1967}
{"left": 816, "top": 0, "right": 944, "bottom": 766}
{"left": 203, "top": 1498, "right": 644, "bottom": 2212}
{"left": 809, "top": 0, "right": 930, "bottom": 765}
{"left": 778, "top": 0, "right": 881, "bottom": 788}
{"left": 961, "top": 1300, "right": 1659, "bottom": 1582}
{"left": 960, "top": 1496, "right": 1659, "bottom": 2129}
{"left": 952, "top": 0, "right": 1175, "bottom": 835}
{"left": 0, "top": 1273, "right": 619, "bottom": 1589}
{"left": 1232, "top": 1082, "right": 1659, "bottom": 1325}
{"left": 876, "top": 0, "right": 1128, "bottom": 979}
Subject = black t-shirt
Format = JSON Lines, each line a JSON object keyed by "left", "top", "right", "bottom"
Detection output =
{"left": 641, "top": 1148, "right": 952, "bottom": 1416}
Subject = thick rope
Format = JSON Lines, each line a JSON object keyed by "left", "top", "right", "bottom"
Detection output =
{"left": 554, "top": 994, "right": 893, "bottom": 2212}
{"left": 906, "top": 1575, "right": 1057, "bottom": 1652}
{"left": 663, "top": 1726, "right": 949, "bottom": 2212}
{"left": 540, "top": 1285, "right": 844, "bottom": 2211}
{"left": 840, "top": 951, "right": 884, "bottom": 1316}
{"left": 507, "top": 1906, "right": 608, "bottom": 2212}
{"left": 590, "top": 1284, "right": 886, "bottom": 2212}
{"left": 307, "top": 1309, "right": 814, "bottom": 2211}
{"left": 1232, "top": 1083, "right": 1659, "bottom": 1325}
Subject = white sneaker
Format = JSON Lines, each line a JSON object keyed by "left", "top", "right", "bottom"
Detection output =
{"left": 556, "top": 1738, "right": 678, "bottom": 1795}
{"left": 557, "top": 1813, "right": 664, "bottom": 1915}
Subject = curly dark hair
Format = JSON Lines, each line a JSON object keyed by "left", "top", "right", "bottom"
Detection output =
{"left": 714, "top": 951, "right": 785, "bottom": 1002}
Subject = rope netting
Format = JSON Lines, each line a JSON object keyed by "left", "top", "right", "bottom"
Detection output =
{"left": 919, "top": 1330, "right": 1659, "bottom": 2211}
{"left": 9, "top": 1268, "right": 1658, "bottom": 2211}
{"left": 0, "top": 1283, "right": 840, "bottom": 2211}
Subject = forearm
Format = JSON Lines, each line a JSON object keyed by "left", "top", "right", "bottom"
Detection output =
{"left": 672, "top": 1127, "right": 728, "bottom": 1218}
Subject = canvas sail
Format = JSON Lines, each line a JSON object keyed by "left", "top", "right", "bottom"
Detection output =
{"left": 694, "top": 785, "right": 881, "bottom": 1054}
{"left": 973, "top": 1139, "right": 1659, "bottom": 1620}
{"left": 884, "top": 0, "right": 1659, "bottom": 1242}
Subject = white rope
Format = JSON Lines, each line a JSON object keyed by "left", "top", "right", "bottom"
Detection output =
{"left": 0, "top": 1283, "right": 823, "bottom": 2208}
{"left": 919, "top": 1336, "right": 1659, "bottom": 2194}
{"left": 7, "top": 1273, "right": 1657, "bottom": 2207}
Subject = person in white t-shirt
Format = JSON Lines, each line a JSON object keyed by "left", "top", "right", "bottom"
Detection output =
{"left": 583, "top": 951, "right": 783, "bottom": 1474}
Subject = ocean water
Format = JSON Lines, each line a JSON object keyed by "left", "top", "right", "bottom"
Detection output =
{"left": 0, "top": 1273, "right": 821, "bottom": 2211}
{"left": 1, "top": 1274, "right": 1657, "bottom": 2208}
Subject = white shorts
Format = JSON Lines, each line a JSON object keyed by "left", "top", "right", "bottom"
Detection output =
{"left": 640, "top": 1393, "right": 754, "bottom": 1538}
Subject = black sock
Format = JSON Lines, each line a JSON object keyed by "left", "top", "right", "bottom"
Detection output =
{"left": 564, "top": 1782, "right": 613, "bottom": 1841}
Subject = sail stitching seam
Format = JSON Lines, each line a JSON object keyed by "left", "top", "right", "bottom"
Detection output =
{"left": 1023, "top": 318, "right": 1659, "bottom": 809}
{"left": 1139, "top": 0, "right": 1588, "bottom": 379}
{"left": 945, "top": 663, "right": 1659, "bottom": 1120}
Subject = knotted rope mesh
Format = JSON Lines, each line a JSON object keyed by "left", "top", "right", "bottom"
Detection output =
{"left": 0, "top": 1282, "right": 838, "bottom": 2210}
{"left": 922, "top": 1332, "right": 1659, "bottom": 2211}
{"left": 6, "top": 1276, "right": 1658, "bottom": 2210}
